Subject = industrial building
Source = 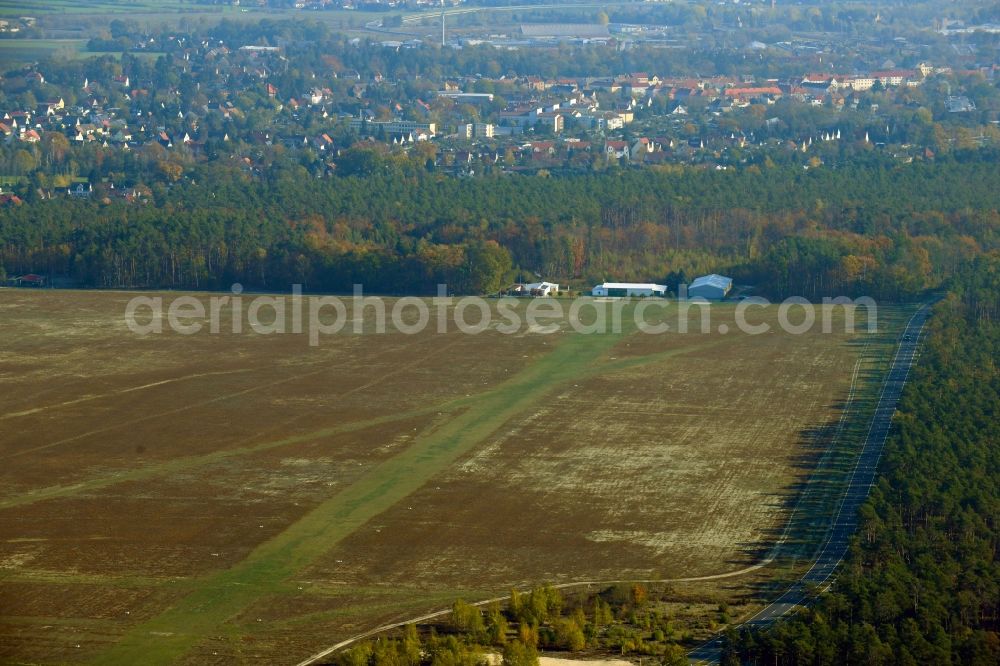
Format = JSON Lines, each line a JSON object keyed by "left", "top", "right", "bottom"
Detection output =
{"left": 687, "top": 274, "right": 733, "bottom": 300}
{"left": 509, "top": 281, "right": 559, "bottom": 297}
{"left": 591, "top": 282, "right": 667, "bottom": 297}
{"left": 525, "top": 281, "right": 559, "bottom": 296}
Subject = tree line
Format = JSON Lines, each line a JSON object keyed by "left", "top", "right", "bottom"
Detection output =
{"left": 2, "top": 151, "right": 998, "bottom": 297}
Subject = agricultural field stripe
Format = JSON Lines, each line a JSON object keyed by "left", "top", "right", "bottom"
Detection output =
{"left": 0, "top": 406, "right": 455, "bottom": 512}
{"left": 0, "top": 369, "right": 256, "bottom": 421}
{"left": 2, "top": 330, "right": 465, "bottom": 460}
{"left": 0, "top": 336, "right": 472, "bottom": 507}
{"left": 90, "top": 329, "right": 647, "bottom": 665}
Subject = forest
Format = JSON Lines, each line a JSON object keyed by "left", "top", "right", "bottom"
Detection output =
{"left": 2, "top": 149, "right": 999, "bottom": 297}
{"left": 722, "top": 256, "right": 1000, "bottom": 665}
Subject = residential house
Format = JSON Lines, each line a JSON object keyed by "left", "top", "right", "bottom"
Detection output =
{"left": 630, "top": 137, "right": 659, "bottom": 158}
{"left": 605, "top": 140, "right": 629, "bottom": 160}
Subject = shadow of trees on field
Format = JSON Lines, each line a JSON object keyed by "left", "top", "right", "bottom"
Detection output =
{"left": 721, "top": 326, "right": 902, "bottom": 605}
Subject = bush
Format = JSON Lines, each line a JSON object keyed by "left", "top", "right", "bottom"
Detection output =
{"left": 502, "top": 640, "right": 539, "bottom": 666}
{"left": 554, "top": 618, "right": 586, "bottom": 651}
{"left": 451, "top": 599, "right": 485, "bottom": 639}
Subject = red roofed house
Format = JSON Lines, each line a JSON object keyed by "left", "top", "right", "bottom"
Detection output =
{"left": 12, "top": 273, "right": 45, "bottom": 286}
{"left": 528, "top": 141, "right": 555, "bottom": 159}
{"left": 631, "top": 137, "right": 660, "bottom": 157}
{"left": 624, "top": 79, "right": 648, "bottom": 96}
{"left": 605, "top": 140, "right": 629, "bottom": 160}
{"left": 724, "top": 86, "right": 783, "bottom": 101}
{"left": 524, "top": 76, "right": 546, "bottom": 91}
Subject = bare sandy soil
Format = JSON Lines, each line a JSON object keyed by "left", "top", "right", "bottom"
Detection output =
{"left": 485, "top": 654, "right": 632, "bottom": 666}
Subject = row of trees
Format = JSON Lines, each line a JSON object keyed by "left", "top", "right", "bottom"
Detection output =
{"left": 722, "top": 255, "right": 1000, "bottom": 665}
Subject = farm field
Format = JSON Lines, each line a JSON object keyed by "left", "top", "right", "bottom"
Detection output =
{"left": 0, "top": 1, "right": 228, "bottom": 16}
{"left": 0, "top": 289, "right": 903, "bottom": 664}
{"left": 0, "top": 1, "right": 373, "bottom": 35}
{"left": 0, "top": 39, "right": 87, "bottom": 63}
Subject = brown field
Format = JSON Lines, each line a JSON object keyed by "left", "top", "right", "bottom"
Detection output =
{"left": 0, "top": 289, "right": 900, "bottom": 664}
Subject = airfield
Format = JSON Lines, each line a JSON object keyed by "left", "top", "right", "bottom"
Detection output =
{"left": 0, "top": 289, "right": 905, "bottom": 664}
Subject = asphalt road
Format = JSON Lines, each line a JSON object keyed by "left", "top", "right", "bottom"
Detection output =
{"left": 688, "top": 303, "right": 934, "bottom": 665}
